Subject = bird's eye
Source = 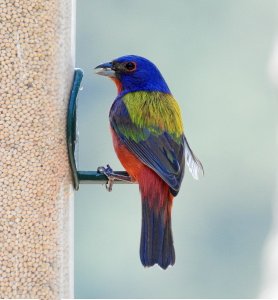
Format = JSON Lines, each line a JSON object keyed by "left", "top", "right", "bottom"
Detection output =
{"left": 125, "top": 62, "right": 136, "bottom": 72}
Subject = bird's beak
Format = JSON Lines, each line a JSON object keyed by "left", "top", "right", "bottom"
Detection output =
{"left": 95, "top": 62, "right": 116, "bottom": 77}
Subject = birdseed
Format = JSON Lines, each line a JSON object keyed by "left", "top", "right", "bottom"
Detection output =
{"left": 0, "top": 0, "right": 74, "bottom": 299}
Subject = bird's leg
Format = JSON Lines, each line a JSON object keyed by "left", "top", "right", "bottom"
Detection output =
{"left": 97, "top": 164, "right": 133, "bottom": 192}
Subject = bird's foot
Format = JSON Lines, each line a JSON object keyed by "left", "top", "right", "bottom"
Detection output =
{"left": 97, "top": 164, "right": 115, "bottom": 192}
{"left": 97, "top": 164, "right": 133, "bottom": 192}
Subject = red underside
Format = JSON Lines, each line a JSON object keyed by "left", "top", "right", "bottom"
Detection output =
{"left": 110, "top": 128, "right": 173, "bottom": 217}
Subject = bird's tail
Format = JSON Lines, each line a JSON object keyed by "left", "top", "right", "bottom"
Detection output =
{"left": 140, "top": 194, "right": 175, "bottom": 269}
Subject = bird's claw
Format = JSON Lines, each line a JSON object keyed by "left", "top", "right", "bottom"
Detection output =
{"left": 97, "top": 164, "right": 115, "bottom": 192}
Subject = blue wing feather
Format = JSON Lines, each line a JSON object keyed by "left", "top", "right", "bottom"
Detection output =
{"left": 110, "top": 97, "right": 185, "bottom": 195}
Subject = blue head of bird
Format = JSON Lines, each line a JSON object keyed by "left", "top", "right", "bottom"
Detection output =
{"left": 95, "top": 55, "right": 171, "bottom": 95}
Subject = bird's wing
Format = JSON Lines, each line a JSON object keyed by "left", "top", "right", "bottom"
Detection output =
{"left": 110, "top": 92, "right": 203, "bottom": 195}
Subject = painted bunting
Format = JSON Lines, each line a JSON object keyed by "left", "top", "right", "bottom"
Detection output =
{"left": 95, "top": 55, "right": 203, "bottom": 269}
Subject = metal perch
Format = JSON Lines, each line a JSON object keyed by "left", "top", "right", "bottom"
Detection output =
{"left": 67, "top": 68, "right": 133, "bottom": 190}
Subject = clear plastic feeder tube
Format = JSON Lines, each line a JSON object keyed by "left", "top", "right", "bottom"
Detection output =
{"left": 0, "top": 0, "right": 75, "bottom": 298}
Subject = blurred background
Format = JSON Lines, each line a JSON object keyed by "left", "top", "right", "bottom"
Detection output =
{"left": 75, "top": 0, "right": 278, "bottom": 298}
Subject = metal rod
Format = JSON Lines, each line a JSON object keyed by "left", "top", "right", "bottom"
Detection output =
{"left": 67, "top": 68, "right": 83, "bottom": 190}
{"left": 78, "top": 171, "right": 134, "bottom": 184}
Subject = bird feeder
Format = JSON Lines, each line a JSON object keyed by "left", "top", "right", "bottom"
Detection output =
{"left": 0, "top": 1, "right": 133, "bottom": 299}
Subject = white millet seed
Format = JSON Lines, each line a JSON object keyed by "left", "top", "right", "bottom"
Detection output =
{"left": 0, "top": 0, "right": 74, "bottom": 299}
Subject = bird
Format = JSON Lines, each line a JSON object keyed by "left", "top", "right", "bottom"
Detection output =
{"left": 95, "top": 55, "right": 203, "bottom": 269}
